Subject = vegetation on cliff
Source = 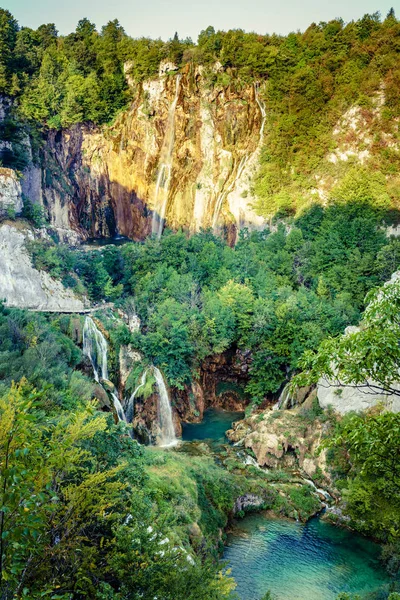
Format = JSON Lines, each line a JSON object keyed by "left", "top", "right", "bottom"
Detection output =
{"left": 27, "top": 198, "right": 399, "bottom": 398}
{"left": 0, "top": 8, "right": 399, "bottom": 209}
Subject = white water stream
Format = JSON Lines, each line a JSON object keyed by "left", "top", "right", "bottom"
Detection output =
{"left": 211, "top": 83, "right": 267, "bottom": 229}
{"left": 153, "top": 366, "right": 177, "bottom": 447}
{"left": 83, "top": 316, "right": 177, "bottom": 446}
{"left": 151, "top": 74, "right": 181, "bottom": 239}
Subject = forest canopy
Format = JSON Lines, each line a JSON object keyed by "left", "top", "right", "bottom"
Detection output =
{"left": 0, "top": 8, "right": 398, "bottom": 128}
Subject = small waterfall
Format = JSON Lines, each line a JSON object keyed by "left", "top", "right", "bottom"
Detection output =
{"left": 254, "top": 82, "right": 266, "bottom": 143}
{"left": 83, "top": 316, "right": 108, "bottom": 382}
{"left": 83, "top": 316, "right": 126, "bottom": 424}
{"left": 125, "top": 369, "right": 148, "bottom": 423}
{"left": 277, "top": 383, "right": 292, "bottom": 410}
{"left": 111, "top": 393, "right": 127, "bottom": 422}
{"left": 151, "top": 74, "right": 181, "bottom": 239}
{"left": 153, "top": 367, "right": 177, "bottom": 447}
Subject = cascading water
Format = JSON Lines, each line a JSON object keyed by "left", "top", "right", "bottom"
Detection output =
{"left": 83, "top": 318, "right": 177, "bottom": 445}
{"left": 212, "top": 82, "right": 267, "bottom": 230}
{"left": 152, "top": 366, "right": 177, "bottom": 447}
{"left": 111, "top": 393, "right": 127, "bottom": 422}
{"left": 151, "top": 74, "right": 181, "bottom": 239}
{"left": 125, "top": 368, "right": 148, "bottom": 423}
{"left": 83, "top": 316, "right": 127, "bottom": 423}
{"left": 212, "top": 155, "right": 248, "bottom": 228}
{"left": 83, "top": 316, "right": 108, "bottom": 382}
{"left": 254, "top": 82, "right": 266, "bottom": 143}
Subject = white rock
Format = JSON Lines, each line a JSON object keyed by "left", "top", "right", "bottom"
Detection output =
{"left": 0, "top": 223, "right": 86, "bottom": 312}
{"left": 0, "top": 169, "right": 23, "bottom": 216}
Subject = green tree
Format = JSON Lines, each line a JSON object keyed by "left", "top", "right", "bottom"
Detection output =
{"left": 0, "top": 9, "right": 18, "bottom": 93}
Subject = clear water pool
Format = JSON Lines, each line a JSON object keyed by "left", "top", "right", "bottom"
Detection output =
{"left": 223, "top": 513, "right": 390, "bottom": 600}
{"left": 181, "top": 408, "right": 244, "bottom": 442}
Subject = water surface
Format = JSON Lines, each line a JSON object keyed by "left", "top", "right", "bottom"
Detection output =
{"left": 181, "top": 408, "right": 244, "bottom": 442}
{"left": 224, "top": 513, "right": 390, "bottom": 600}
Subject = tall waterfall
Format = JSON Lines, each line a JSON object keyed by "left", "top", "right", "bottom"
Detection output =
{"left": 254, "top": 82, "right": 266, "bottom": 144}
{"left": 212, "top": 82, "right": 266, "bottom": 230}
{"left": 125, "top": 369, "right": 148, "bottom": 423}
{"left": 83, "top": 316, "right": 108, "bottom": 382}
{"left": 153, "top": 367, "right": 177, "bottom": 447}
{"left": 151, "top": 74, "right": 181, "bottom": 239}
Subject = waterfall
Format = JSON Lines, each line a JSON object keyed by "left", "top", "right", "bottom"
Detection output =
{"left": 111, "top": 393, "right": 127, "bottom": 422}
{"left": 153, "top": 366, "right": 177, "bottom": 447}
{"left": 213, "top": 82, "right": 267, "bottom": 232}
{"left": 83, "top": 316, "right": 127, "bottom": 423}
{"left": 254, "top": 82, "right": 266, "bottom": 144}
{"left": 125, "top": 369, "right": 148, "bottom": 423}
{"left": 83, "top": 316, "right": 108, "bottom": 382}
{"left": 212, "top": 155, "right": 248, "bottom": 228}
{"left": 151, "top": 74, "right": 181, "bottom": 239}
{"left": 278, "top": 383, "right": 292, "bottom": 410}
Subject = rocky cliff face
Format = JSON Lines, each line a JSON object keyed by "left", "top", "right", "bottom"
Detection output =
{"left": 0, "top": 223, "right": 86, "bottom": 311}
{"left": 0, "top": 169, "right": 23, "bottom": 218}
{"left": 22, "top": 66, "right": 266, "bottom": 242}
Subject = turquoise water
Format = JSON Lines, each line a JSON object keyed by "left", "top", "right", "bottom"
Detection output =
{"left": 181, "top": 408, "right": 244, "bottom": 442}
{"left": 224, "top": 513, "right": 390, "bottom": 600}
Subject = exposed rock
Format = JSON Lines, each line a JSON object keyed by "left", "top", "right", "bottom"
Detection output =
{"left": 119, "top": 345, "right": 141, "bottom": 388}
{"left": 200, "top": 349, "right": 250, "bottom": 410}
{"left": 275, "top": 382, "right": 316, "bottom": 410}
{"left": 133, "top": 390, "right": 181, "bottom": 444}
{"left": 317, "top": 378, "right": 400, "bottom": 414}
{"left": 234, "top": 494, "right": 264, "bottom": 514}
{"left": 227, "top": 408, "right": 329, "bottom": 482}
{"left": 117, "top": 307, "right": 141, "bottom": 333}
{"left": 0, "top": 223, "right": 86, "bottom": 312}
{"left": 92, "top": 383, "right": 112, "bottom": 410}
{"left": 20, "top": 72, "right": 267, "bottom": 242}
{"left": 0, "top": 169, "right": 23, "bottom": 217}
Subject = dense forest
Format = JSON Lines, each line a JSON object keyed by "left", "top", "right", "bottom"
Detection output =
{"left": 1, "top": 5, "right": 400, "bottom": 600}
{"left": 26, "top": 196, "right": 400, "bottom": 398}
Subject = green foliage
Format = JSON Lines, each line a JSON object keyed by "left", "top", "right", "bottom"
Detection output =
{"left": 21, "top": 197, "right": 46, "bottom": 227}
{"left": 0, "top": 382, "right": 235, "bottom": 599}
{"left": 2, "top": 8, "right": 399, "bottom": 140}
{"left": 30, "top": 197, "right": 393, "bottom": 395}
{"left": 0, "top": 304, "right": 94, "bottom": 408}
{"left": 293, "top": 275, "right": 400, "bottom": 396}
{"left": 328, "top": 410, "right": 400, "bottom": 542}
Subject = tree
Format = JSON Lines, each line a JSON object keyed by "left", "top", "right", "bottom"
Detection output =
{"left": 293, "top": 275, "right": 400, "bottom": 397}
{"left": 0, "top": 9, "right": 18, "bottom": 93}
{"left": 328, "top": 409, "right": 400, "bottom": 541}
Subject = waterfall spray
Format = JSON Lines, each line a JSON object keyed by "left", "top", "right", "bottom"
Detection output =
{"left": 151, "top": 74, "right": 181, "bottom": 239}
{"left": 111, "top": 393, "right": 127, "bottom": 422}
{"left": 83, "top": 316, "right": 108, "bottom": 382}
{"left": 83, "top": 316, "right": 127, "bottom": 423}
{"left": 152, "top": 367, "right": 177, "bottom": 447}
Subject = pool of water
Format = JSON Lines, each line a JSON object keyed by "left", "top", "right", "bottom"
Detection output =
{"left": 223, "top": 513, "right": 390, "bottom": 600}
{"left": 181, "top": 408, "right": 244, "bottom": 442}
{"left": 83, "top": 235, "right": 131, "bottom": 247}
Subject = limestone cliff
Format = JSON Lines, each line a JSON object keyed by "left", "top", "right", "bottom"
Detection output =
{"left": 0, "top": 222, "right": 86, "bottom": 311}
{"left": 22, "top": 66, "right": 266, "bottom": 242}
{"left": 0, "top": 169, "right": 23, "bottom": 218}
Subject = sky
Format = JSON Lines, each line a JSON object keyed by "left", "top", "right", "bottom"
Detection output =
{"left": 2, "top": 0, "right": 396, "bottom": 40}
